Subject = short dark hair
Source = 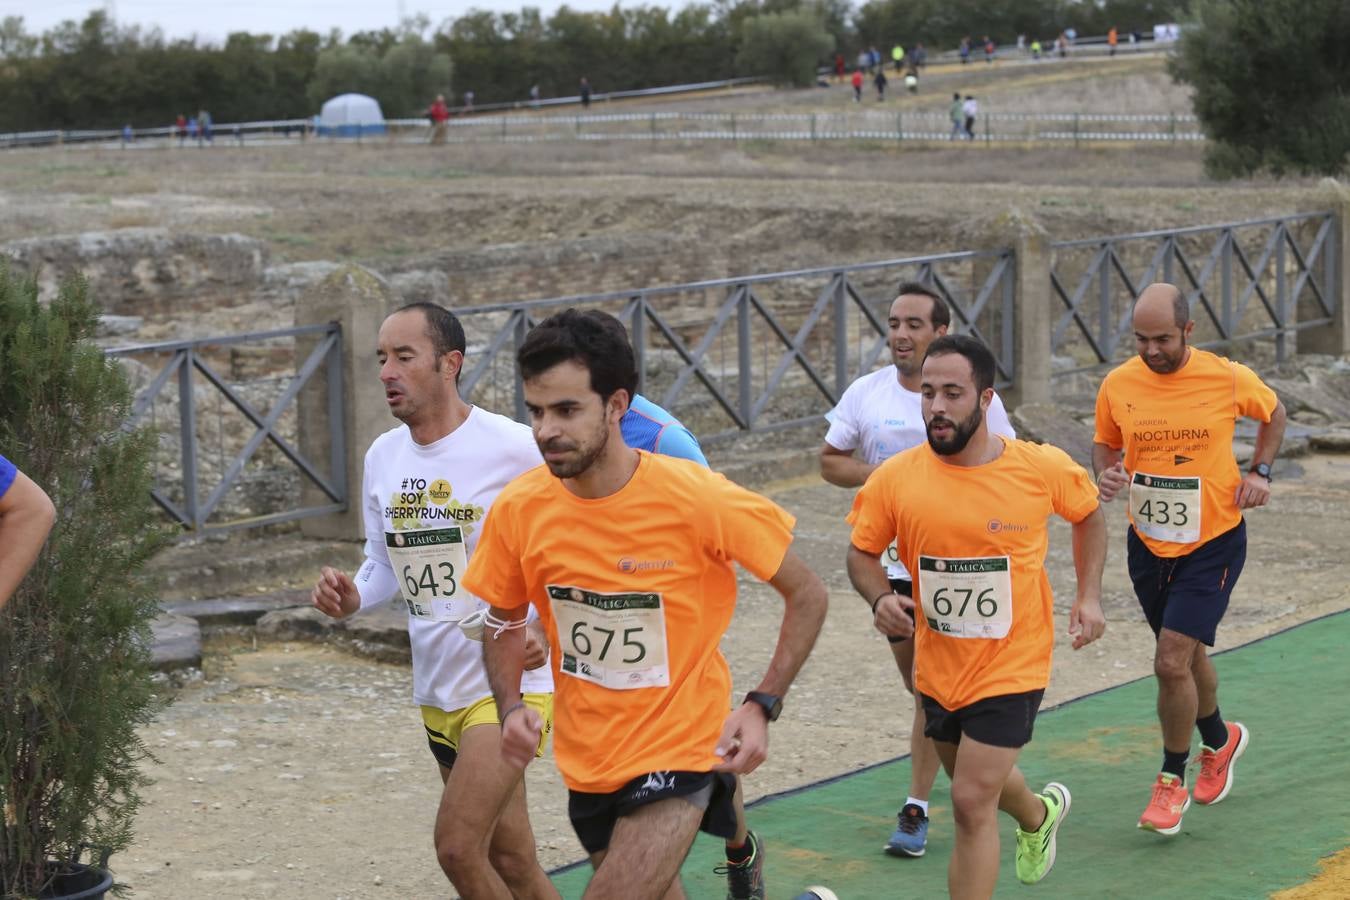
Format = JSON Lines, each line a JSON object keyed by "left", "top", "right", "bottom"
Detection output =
{"left": 517, "top": 308, "right": 638, "bottom": 403}
{"left": 924, "top": 334, "right": 995, "bottom": 393}
{"left": 396, "top": 301, "right": 466, "bottom": 358}
{"left": 895, "top": 281, "right": 952, "bottom": 330}
{"left": 1168, "top": 286, "right": 1190, "bottom": 328}
{"left": 395, "top": 302, "right": 466, "bottom": 382}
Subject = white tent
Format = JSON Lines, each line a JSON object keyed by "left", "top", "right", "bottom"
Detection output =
{"left": 316, "top": 93, "right": 386, "bottom": 137}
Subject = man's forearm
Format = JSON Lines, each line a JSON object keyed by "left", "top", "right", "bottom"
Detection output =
{"left": 1071, "top": 507, "right": 1107, "bottom": 598}
{"left": 482, "top": 604, "right": 528, "bottom": 712}
{"left": 846, "top": 544, "right": 891, "bottom": 607}
{"left": 1091, "top": 442, "right": 1121, "bottom": 479}
{"left": 1251, "top": 402, "right": 1287, "bottom": 468}
{"left": 755, "top": 579, "right": 827, "bottom": 697}
{"left": 820, "top": 452, "right": 875, "bottom": 488}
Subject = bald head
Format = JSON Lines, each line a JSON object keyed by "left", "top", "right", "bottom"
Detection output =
{"left": 1132, "top": 283, "right": 1192, "bottom": 374}
{"left": 1133, "top": 283, "right": 1188, "bottom": 331}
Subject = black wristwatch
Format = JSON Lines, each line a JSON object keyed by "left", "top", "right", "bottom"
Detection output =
{"left": 1250, "top": 462, "right": 1272, "bottom": 482}
{"left": 744, "top": 691, "right": 783, "bottom": 723}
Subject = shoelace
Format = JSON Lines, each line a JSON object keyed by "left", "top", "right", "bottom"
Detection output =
{"left": 713, "top": 841, "right": 758, "bottom": 894}
{"left": 1151, "top": 778, "right": 1182, "bottom": 807}
{"left": 1197, "top": 749, "right": 1221, "bottom": 780}
{"left": 898, "top": 807, "right": 926, "bottom": 835}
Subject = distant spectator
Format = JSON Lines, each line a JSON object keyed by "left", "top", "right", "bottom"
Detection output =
{"left": 857, "top": 50, "right": 870, "bottom": 73}
{"left": 1065, "top": 26, "right": 1077, "bottom": 44}
{"left": 959, "top": 36, "right": 971, "bottom": 64}
{"left": 199, "top": 109, "right": 213, "bottom": 145}
{"left": 1017, "top": 34, "right": 1026, "bottom": 53}
{"left": 1108, "top": 25, "right": 1118, "bottom": 55}
{"left": 579, "top": 76, "right": 591, "bottom": 108}
{"left": 869, "top": 46, "right": 881, "bottom": 70}
{"left": 904, "top": 71, "right": 918, "bottom": 94}
{"left": 834, "top": 53, "right": 846, "bottom": 82}
{"left": 851, "top": 68, "right": 864, "bottom": 103}
{"left": 913, "top": 42, "right": 927, "bottom": 67}
{"left": 949, "top": 92, "right": 964, "bottom": 140}
{"left": 187, "top": 116, "right": 198, "bottom": 143}
{"left": 175, "top": 113, "right": 186, "bottom": 145}
{"left": 962, "top": 94, "right": 978, "bottom": 140}
{"left": 121, "top": 124, "right": 133, "bottom": 145}
{"left": 983, "top": 35, "right": 996, "bottom": 62}
{"left": 529, "top": 84, "right": 541, "bottom": 108}
{"left": 1057, "top": 32, "right": 1069, "bottom": 57}
{"left": 1031, "top": 39, "right": 1043, "bottom": 59}
{"left": 874, "top": 67, "right": 887, "bottom": 100}
{"left": 891, "top": 43, "right": 905, "bottom": 71}
{"left": 463, "top": 90, "right": 474, "bottom": 111}
{"left": 427, "top": 93, "right": 450, "bottom": 144}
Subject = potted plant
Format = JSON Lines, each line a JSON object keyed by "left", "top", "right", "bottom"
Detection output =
{"left": 0, "top": 267, "right": 166, "bottom": 898}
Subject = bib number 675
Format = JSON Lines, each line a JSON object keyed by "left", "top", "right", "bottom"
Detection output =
{"left": 570, "top": 621, "right": 647, "bottom": 664}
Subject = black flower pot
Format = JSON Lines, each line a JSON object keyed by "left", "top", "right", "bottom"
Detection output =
{"left": 37, "top": 863, "right": 113, "bottom": 900}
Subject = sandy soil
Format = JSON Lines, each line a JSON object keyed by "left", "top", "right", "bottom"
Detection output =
{"left": 117, "top": 454, "right": 1350, "bottom": 899}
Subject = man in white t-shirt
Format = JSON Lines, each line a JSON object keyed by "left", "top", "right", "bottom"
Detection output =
{"left": 311, "top": 302, "right": 556, "bottom": 900}
{"left": 820, "top": 282, "right": 1015, "bottom": 858}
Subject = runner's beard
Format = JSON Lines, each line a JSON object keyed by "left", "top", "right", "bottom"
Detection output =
{"left": 541, "top": 420, "right": 610, "bottom": 479}
{"left": 926, "top": 403, "right": 984, "bottom": 456}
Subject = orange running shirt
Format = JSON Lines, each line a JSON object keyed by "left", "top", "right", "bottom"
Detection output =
{"left": 850, "top": 438, "right": 1099, "bottom": 711}
{"left": 1094, "top": 350, "right": 1278, "bottom": 558}
{"left": 462, "top": 451, "right": 796, "bottom": 794}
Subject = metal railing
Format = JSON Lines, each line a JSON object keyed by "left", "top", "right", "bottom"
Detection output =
{"left": 454, "top": 249, "right": 1015, "bottom": 442}
{"left": 5, "top": 109, "right": 1204, "bottom": 150}
{"left": 105, "top": 323, "right": 347, "bottom": 535}
{"left": 1049, "top": 212, "right": 1338, "bottom": 374}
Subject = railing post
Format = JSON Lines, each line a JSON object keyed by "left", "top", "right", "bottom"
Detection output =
{"left": 1073, "top": 113, "right": 1080, "bottom": 149}
{"left": 983, "top": 209, "right": 1052, "bottom": 409}
{"left": 650, "top": 112, "right": 657, "bottom": 139}
{"left": 296, "top": 264, "right": 398, "bottom": 540}
{"left": 1298, "top": 180, "right": 1350, "bottom": 356}
{"left": 1275, "top": 227, "right": 1288, "bottom": 363}
{"left": 737, "top": 286, "right": 754, "bottom": 429}
{"left": 731, "top": 112, "right": 737, "bottom": 142}
{"left": 178, "top": 349, "right": 200, "bottom": 531}
{"left": 810, "top": 113, "right": 817, "bottom": 141}
{"left": 1221, "top": 229, "right": 1234, "bottom": 348}
{"left": 513, "top": 310, "right": 530, "bottom": 422}
{"left": 833, "top": 274, "right": 849, "bottom": 394}
{"left": 1099, "top": 245, "right": 1113, "bottom": 352}
{"left": 631, "top": 294, "right": 648, "bottom": 395}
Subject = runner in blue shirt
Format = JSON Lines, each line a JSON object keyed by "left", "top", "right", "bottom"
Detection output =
{"left": 621, "top": 393, "right": 709, "bottom": 466}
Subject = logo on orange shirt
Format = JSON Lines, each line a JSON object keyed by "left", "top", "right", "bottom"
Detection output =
{"left": 987, "top": 519, "right": 1028, "bottom": 533}
{"left": 617, "top": 557, "right": 676, "bottom": 574}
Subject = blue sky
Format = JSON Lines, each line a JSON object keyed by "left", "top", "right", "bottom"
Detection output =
{"left": 4, "top": 0, "right": 619, "bottom": 44}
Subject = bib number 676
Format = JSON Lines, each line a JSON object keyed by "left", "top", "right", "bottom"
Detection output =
{"left": 570, "top": 621, "right": 647, "bottom": 664}
{"left": 931, "top": 587, "right": 998, "bottom": 618}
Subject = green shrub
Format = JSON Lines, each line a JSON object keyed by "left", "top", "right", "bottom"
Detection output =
{"left": 0, "top": 267, "right": 167, "bottom": 896}
{"left": 1170, "top": 0, "right": 1350, "bottom": 178}
{"left": 737, "top": 10, "right": 836, "bottom": 88}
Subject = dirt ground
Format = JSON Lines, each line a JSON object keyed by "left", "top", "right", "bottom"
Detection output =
{"left": 117, "top": 453, "right": 1350, "bottom": 899}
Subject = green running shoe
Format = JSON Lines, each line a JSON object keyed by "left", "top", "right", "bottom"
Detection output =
{"left": 1015, "top": 782, "right": 1071, "bottom": 885}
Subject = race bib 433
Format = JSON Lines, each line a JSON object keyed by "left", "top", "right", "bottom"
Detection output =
{"left": 1129, "top": 472, "right": 1201, "bottom": 544}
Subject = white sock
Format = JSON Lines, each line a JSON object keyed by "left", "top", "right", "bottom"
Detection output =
{"left": 906, "top": 796, "right": 929, "bottom": 816}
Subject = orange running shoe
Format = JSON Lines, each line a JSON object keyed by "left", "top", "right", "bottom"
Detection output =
{"left": 1137, "top": 773, "right": 1190, "bottom": 835}
{"left": 1194, "top": 721, "right": 1249, "bottom": 806}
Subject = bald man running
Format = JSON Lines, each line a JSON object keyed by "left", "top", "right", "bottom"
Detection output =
{"left": 1093, "top": 283, "right": 1286, "bottom": 836}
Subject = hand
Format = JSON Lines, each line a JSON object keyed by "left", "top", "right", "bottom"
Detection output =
{"left": 1068, "top": 595, "right": 1106, "bottom": 650}
{"left": 523, "top": 620, "right": 550, "bottom": 671}
{"left": 1235, "top": 470, "right": 1271, "bottom": 509}
{"left": 873, "top": 591, "right": 915, "bottom": 640}
{"left": 312, "top": 566, "right": 359, "bottom": 619}
{"left": 713, "top": 702, "right": 769, "bottom": 775}
{"left": 1097, "top": 462, "right": 1128, "bottom": 502}
{"left": 499, "top": 704, "right": 542, "bottom": 771}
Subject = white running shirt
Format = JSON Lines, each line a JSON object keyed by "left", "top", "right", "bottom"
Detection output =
{"left": 355, "top": 406, "right": 553, "bottom": 711}
{"left": 824, "top": 364, "right": 1016, "bottom": 580}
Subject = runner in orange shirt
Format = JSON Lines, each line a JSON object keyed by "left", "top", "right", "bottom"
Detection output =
{"left": 849, "top": 334, "right": 1106, "bottom": 898}
{"left": 1093, "top": 283, "right": 1286, "bottom": 835}
{"left": 466, "top": 309, "right": 828, "bottom": 900}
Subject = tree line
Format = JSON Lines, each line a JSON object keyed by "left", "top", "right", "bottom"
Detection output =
{"left": 0, "top": 1, "right": 1183, "bottom": 131}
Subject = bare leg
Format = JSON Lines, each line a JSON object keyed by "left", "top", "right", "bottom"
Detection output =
{"left": 890, "top": 638, "right": 940, "bottom": 802}
{"left": 936, "top": 737, "right": 1035, "bottom": 900}
{"left": 1191, "top": 642, "right": 1219, "bottom": 720}
{"left": 1155, "top": 628, "right": 1201, "bottom": 758}
{"left": 583, "top": 797, "right": 703, "bottom": 900}
{"left": 434, "top": 723, "right": 558, "bottom": 900}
